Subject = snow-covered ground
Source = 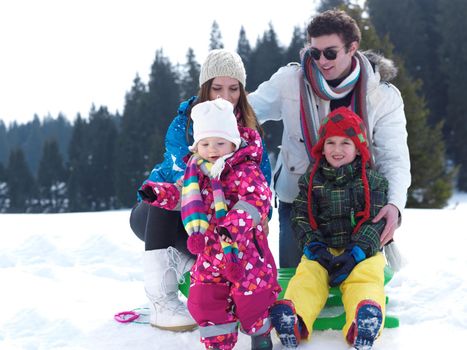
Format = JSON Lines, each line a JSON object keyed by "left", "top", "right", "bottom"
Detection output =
{"left": 1, "top": 193, "right": 467, "bottom": 349}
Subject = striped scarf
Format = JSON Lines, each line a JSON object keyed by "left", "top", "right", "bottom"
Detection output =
{"left": 181, "top": 154, "right": 239, "bottom": 261}
{"left": 300, "top": 50, "right": 369, "bottom": 161}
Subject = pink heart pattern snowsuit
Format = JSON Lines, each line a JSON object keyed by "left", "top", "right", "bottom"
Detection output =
{"left": 185, "top": 127, "right": 280, "bottom": 350}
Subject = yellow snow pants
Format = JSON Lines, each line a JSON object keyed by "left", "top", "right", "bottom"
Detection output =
{"left": 284, "top": 251, "right": 386, "bottom": 341}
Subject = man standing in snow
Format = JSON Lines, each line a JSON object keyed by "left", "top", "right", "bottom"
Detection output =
{"left": 248, "top": 9, "right": 411, "bottom": 268}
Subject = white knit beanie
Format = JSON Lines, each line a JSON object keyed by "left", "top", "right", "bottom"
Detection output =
{"left": 199, "top": 49, "right": 246, "bottom": 87}
{"left": 189, "top": 98, "right": 241, "bottom": 152}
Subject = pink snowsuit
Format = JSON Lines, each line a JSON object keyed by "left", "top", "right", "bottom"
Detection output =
{"left": 141, "top": 127, "right": 280, "bottom": 349}
{"left": 186, "top": 127, "right": 280, "bottom": 350}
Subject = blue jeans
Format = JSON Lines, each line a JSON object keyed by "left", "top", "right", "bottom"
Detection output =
{"left": 278, "top": 201, "right": 302, "bottom": 268}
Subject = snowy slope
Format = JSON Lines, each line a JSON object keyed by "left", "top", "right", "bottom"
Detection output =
{"left": 1, "top": 193, "right": 467, "bottom": 349}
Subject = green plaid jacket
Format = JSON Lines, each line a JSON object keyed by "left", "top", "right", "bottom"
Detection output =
{"left": 292, "top": 157, "right": 388, "bottom": 257}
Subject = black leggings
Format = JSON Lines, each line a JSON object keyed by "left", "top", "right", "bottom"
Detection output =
{"left": 129, "top": 201, "right": 191, "bottom": 255}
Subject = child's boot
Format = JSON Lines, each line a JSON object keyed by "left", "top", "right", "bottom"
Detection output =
{"left": 269, "top": 300, "right": 302, "bottom": 348}
{"left": 346, "top": 300, "right": 383, "bottom": 350}
{"left": 251, "top": 331, "right": 273, "bottom": 350}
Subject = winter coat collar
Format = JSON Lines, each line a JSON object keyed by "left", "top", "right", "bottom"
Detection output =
{"left": 319, "top": 157, "right": 364, "bottom": 186}
{"left": 362, "top": 50, "right": 398, "bottom": 82}
{"left": 222, "top": 126, "right": 263, "bottom": 169}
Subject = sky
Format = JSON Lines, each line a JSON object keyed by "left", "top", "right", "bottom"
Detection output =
{"left": 1, "top": 192, "right": 467, "bottom": 349}
{"left": 0, "top": 0, "right": 318, "bottom": 126}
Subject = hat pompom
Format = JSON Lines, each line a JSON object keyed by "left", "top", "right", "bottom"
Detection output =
{"left": 225, "top": 261, "right": 244, "bottom": 281}
{"left": 187, "top": 234, "right": 205, "bottom": 254}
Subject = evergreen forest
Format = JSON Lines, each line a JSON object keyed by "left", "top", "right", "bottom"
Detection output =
{"left": 0, "top": 0, "right": 462, "bottom": 213}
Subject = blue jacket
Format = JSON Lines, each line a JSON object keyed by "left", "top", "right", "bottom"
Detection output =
{"left": 139, "top": 97, "right": 272, "bottom": 198}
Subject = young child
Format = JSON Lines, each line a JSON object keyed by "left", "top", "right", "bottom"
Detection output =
{"left": 269, "top": 107, "right": 389, "bottom": 350}
{"left": 140, "top": 98, "right": 280, "bottom": 350}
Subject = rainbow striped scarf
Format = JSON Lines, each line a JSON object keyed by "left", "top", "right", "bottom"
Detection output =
{"left": 300, "top": 50, "right": 368, "bottom": 161}
{"left": 181, "top": 154, "right": 238, "bottom": 259}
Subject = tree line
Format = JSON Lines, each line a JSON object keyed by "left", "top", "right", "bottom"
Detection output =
{"left": 0, "top": 0, "right": 461, "bottom": 213}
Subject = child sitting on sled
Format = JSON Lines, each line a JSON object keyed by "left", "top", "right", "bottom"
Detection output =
{"left": 270, "top": 107, "right": 389, "bottom": 350}
{"left": 140, "top": 98, "right": 280, "bottom": 350}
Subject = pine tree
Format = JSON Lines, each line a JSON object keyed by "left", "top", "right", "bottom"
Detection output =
{"left": 67, "top": 114, "right": 89, "bottom": 212}
{"left": 37, "top": 138, "right": 67, "bottom": 212}
{"left": 147, "top": 49, "right": 180, "bottom": 167}
{"left": 0, "top": 121, "right": 9, "bottom": 166}
{"left": 394, "top": 59, "right": 455, "bottom": 207}
{"left": 6, "top": 148, "right": 36, "bottom": 212}
{"left": 285, "top": 26, "right": 306, "bottom": 64}
{"left": 317, "top": 0, "right": 350, "bottom": 12}
{"left": 247, "top": 24, "right": 286, "bottom": 159}
{"left": 0, "top": 163, "right": 5, "bottom": 181}
{"left": 86, "top": 106, "right": 118, "bottom": 210}
{"left": 209, "top": 21, "right": 224, "bottom": 50}
{"left": 237, "top": 26, "right": 252, "bottom": 80}
{"left": 0, "top": 162, "right": 7, "bottom": 213}
{"left": 179, "top": 48, "right": 201, "bottom": 100}
{"left": 42, "top": 113, "right": 73, "bottom": 165}
{"left": 116, "top": 51, "right": 182, "bottom": 208}
{"left": 5, "top": 116, "right": 42, "bottom": 176}
{"left": 115, "top": 75, "right": 150, "bottom": 207}
{"left": 23, "top": 115, "right": 43, "bottom": 176}
{"left": 368, "top": 0, "right": 447, "bottom": 127}
{"left": 247, "top": 23, "right": 286, "bottom": 91}
{"left": 349, "top": 2, "right": 454, "bottom": 207}
{"left": 437, "top": 0, "right": 467, "bottom": 191}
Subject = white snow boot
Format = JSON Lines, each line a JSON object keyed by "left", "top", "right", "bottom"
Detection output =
{"left": 143, "top": 247, "right": 196, "bottom": 331}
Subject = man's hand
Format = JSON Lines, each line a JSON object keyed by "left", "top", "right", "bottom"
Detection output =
{"left": 373, "top": 203, "right": 399, "bottom": 247}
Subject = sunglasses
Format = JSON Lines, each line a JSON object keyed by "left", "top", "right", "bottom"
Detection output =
{"left": 309, "top": 46, "right": 345, "bottom": 61}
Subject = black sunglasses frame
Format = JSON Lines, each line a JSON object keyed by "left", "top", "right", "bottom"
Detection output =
{"left": 309, "top": 46, "right": 345, "bottom": 61}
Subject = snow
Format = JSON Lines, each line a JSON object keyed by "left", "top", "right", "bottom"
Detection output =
{"left": 1, "top": 193, "right": 467, "bottom": 349}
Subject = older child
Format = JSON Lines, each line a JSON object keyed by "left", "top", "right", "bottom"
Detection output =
{"left": 140, "top": 98, "right": 280, "bottom": 350}
{"left": 270, "top": 107, "right": 388, "bottom": 349}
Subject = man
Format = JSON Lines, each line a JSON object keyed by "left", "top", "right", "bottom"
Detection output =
{"left": 248, "top": 9, "right": 410, "bottom": 268}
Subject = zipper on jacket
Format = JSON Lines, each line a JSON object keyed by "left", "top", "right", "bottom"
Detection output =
{"left": 252, "top": 232, "right": 264, "bottom": 258}
{"left": 350, "top": 188, "right": 356, "bottom": 228}
{"left": 272, "top": 164, "right": 282, "bottom": 209}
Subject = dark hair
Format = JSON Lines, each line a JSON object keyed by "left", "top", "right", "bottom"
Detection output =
{"left": 185, "top": 79, "right": 263, "bottom": 141}
{"left": 307, "top": 10, "right": 361, "bottom": 48}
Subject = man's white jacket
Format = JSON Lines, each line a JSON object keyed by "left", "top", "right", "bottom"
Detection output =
{"left": 248, "top": 51, "right": 411, "bottom": 213}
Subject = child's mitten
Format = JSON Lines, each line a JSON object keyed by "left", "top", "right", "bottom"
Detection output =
{"left": 304, "top": 241, "right": 334, "bottom": 272}
{"left": 329, "top": 245, "right": 366, "bottom": 286}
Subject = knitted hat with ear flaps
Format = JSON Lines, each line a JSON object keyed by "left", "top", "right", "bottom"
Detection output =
{"left": 307, "top": 106, "right": 371, "bottom": 234}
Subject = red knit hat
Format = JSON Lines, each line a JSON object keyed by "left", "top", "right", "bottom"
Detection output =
{"left": 307, "top": 106, "right": 371, "bottom": 234}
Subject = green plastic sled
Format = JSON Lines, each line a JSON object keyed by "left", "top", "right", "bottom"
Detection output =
{"left": 178, "top": 265, "right": 399, "bottom": 330}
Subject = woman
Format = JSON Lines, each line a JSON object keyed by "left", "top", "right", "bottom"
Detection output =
{"left": 129, "top": 49, "right": 272, "bottom": 331}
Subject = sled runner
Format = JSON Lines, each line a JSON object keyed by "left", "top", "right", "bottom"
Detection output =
{"left": 178, "top": 265, "right": 399, "bottom": 330}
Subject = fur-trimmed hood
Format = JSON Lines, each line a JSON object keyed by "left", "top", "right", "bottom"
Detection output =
{"left": 362, "top": 50, "right": 398, "bottom": 82}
